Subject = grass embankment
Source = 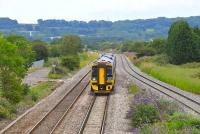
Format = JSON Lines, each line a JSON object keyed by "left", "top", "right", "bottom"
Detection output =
{"left": 0, "top": 81, "right": 59, "bottom": 119}
{"left": 127, "top": 84, "right": 200, "bottom": 134}
{"left": 132, "top": 55, "right": 200, "bottom": 94}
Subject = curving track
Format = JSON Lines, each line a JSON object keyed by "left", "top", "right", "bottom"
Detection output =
{"left": 78, "top": 96, "right": 109, "bottom": 134}
{"left": 120, "top": 55, "right": 200, "bottom": 115}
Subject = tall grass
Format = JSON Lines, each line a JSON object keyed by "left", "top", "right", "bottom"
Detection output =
{"left": 29, "top": 81, "right": 55, "bottom": 102}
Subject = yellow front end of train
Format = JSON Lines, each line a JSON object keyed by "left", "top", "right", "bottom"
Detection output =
{"left": 90, "top": 55, "right": 116, "bottom": 94}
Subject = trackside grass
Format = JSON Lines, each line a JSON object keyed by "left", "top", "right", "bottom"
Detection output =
{"left": 20, "top": 81, "right": 57, "bottom": 105}
{"left": 134, "top": 56, "right": 200, "bottom": 95}
{"left": 29, "top": 81, "right": 56, "bottom": 102}
{"left": 128, "top": 84, "right": 140, "bottom": 94}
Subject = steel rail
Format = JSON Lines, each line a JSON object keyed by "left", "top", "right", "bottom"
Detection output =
{"left": 78, "top": 96, "right": 109, "bottom": 134}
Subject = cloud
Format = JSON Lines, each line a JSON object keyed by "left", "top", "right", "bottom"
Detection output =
{"left": 0, "top": 0, "right": 200, "bottom": 23}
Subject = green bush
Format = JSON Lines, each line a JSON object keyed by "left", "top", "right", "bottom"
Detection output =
{"left": 22, "top": 84, "right": 30, "bottom": 96}
{"left": 165, "top": 113, "right": 200, "bottom": 131}
{"left": 157, "top": 99, "right": 179, "bottom": 117}
{"left": 1, "top": 70, "right": 24, "bottom": 104}
{"left": 128, "top": 84, "right": 140, "bottom": 94}
{"left": 48, "top": 73, "right": 64, "bottom": 79}
{"left": 132, "top": 103, "right": 160, "bottom": 127}
{"left": 137, "top": 47, "right": 156, "bottom": 57}
{"left": 138, "top": 113, "right": 200, "bottom": 133}
{"left": 61, "top": 55, "right": 80, "bottom": 70}
{"left": 0, "top": 98, "right": 16, "bottom": 118}
{"left": 50, "top": 66, "right": 68, "bottom": 74}
{"left": 48, "top": 65, "right": 69, "bottom": 79}
{"left": 152, "top": 54, "right": 170, "bottom": 65}
{"left": 30, "top": 91, "right": 39, "bottom": 102}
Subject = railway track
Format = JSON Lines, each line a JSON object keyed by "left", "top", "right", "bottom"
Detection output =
{"left": 1, "top": 70, "right": 90, "bottom": 134}
{"left": 120, "top": 55, "right": 200, "bottom": 115}
{"left": 28, "top": 72, "right": 90, "bottom": 134}
{"left": 78, "top": 96, "right": 109, "bottom": 134}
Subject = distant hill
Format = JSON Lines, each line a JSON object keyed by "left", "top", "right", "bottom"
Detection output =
{"left": 1, "top": 16, "right": 200, "bottom": 44}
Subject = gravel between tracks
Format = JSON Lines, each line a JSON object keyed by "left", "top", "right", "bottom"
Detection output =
{"left": 0, "top": 65, "right": 90, "bottom": 134}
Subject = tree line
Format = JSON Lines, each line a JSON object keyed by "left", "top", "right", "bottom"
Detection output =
{"left": 121, "top": 20, "right": 200, "bottom": 64}
{"left": 2, "top": 16, "right": 200, "bottom": 43}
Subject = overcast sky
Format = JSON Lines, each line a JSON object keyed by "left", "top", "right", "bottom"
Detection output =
{"left": 0, "top": 0, "right": 200, "bottom": 23}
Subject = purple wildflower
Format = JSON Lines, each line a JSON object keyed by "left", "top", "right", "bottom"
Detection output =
{"left": 133, "top": 128, "right": 138, "bottom": 134}
{"left": 144, "top": 97, "right": 152, "bottom": 105}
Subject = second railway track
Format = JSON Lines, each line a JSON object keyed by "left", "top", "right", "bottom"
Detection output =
{"left": 28, "top": 71, "right": 91, "bottom": 134}
{"left": 120, "top": 55, "right": 200, "bottom": 115}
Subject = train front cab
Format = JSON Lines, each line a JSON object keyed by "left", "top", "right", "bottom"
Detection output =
{"left": 90, "top": 63, "right": 115, "bottom": 94}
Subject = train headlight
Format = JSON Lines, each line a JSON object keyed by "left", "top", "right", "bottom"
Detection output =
{"left": 92, "top": 77, "right": 97, "bottom": 81}
{"left": 107, "top": 77, "right": 112, "bottom": 80}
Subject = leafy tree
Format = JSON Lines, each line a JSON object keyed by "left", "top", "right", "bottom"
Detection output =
{"left": 0, "top": 33, "right": 3, "bottom": 38}
{"left": 0, "top": 37, "right": 25, "bottom": 104}
{"left": 32, "top": 40, "right": 49, "bottom": 61}
{"left": 6, "top": 34, "right": 34, "bottom": 70}
{"left": 167, "top": 20, "right": 200, "bottom": 64}
{"left": 60, "top": 35, "right": 83, "bottom": 55}
{"left": 49, "top": 45, "right": 61, "bottom": 57}
{"left": 61, "top": 55, "right": 80, "bottom": 70}
{"left": 193, "top": 26, "right": 200, "bottom": 36}
{"left": 137, "top": 47, "right": 156, "bottom": 57}
{"left": 149, "top": 38, "right": 167, "bottom": 54}
{"left": 1, "top": 71, "right": 23, "bottom": 104}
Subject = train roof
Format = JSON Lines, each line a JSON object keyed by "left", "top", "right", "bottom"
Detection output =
{"left": 94, "top": 53, "right": 115, "bottom": 66}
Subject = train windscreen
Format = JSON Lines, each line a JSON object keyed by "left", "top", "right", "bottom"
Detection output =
{"left": 92, "top": 67, "right": 98, "bottom": 81}
{"left": 106, "top": 67, "right": 112, "bottom": 80}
